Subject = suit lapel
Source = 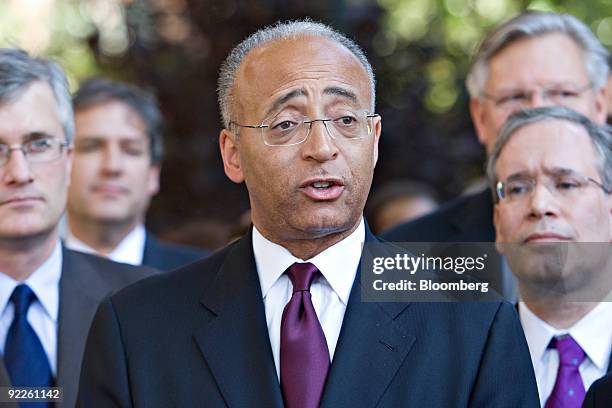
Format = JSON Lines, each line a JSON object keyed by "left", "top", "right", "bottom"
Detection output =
{"left": 56, "top": 248, "right": 105, "bottom": 408}
{"left": 193, "top": 233, "right": 283, "bottom": 408}
{"left": 321, "top": 227, "right": 415, "bottom": 407}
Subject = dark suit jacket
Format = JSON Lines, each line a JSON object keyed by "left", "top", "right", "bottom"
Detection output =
{"left": 0, "top": 248, "right": 156, "bottom": 408}
{"left": 78, "top": 228, "right": 539, "bottom": 407}
{"left": 584, "top": 373, "right": 612, "bottom": 407}
{"left": 142, "top": 232, "right": 208, "bottom": 271}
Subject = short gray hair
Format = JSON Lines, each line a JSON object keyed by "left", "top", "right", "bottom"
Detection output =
{"left": 466, "top": 11, "right": 610, "bottom": 98}
{"left": 487, "top": 106, "right": 612, "bottom": 202}
{"left": 73, "top": 77, "right": 164, "bottom": 164}
{"left": 217, "top": 19, "right": 376, "bottom": 129}
{"left": 0, "top": 48, "right": 74, "bottom": 142}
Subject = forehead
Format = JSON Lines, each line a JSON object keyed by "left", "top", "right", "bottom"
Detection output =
{"left": 0, "top": 81, "right": 63, "bottom": 142}
{"left": 233, "top": 35, "right": 371, "bottom": 117}
{"left": 496, "top": 119, "right": 598, "bottom": 177}
{"left": 487, "top": 33, "right": 590, "bottom": 90}
{"left": 75, "top": 100, "right": 147, "bottom": 140}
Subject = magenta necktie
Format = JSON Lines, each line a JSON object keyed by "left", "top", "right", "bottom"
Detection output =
{"left": 544, "top": 335, "right": 586, "bottom": 408}
{"left": 280, "top": 262, "right": 330, "bottom": 408}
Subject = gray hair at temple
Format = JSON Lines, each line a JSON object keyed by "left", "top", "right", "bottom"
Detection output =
{"left": 73, "top": 77, "right": 164, "bottom": 164}
{"left": 217, "top": 19, "right": 376, "bottom": 129}
{"left": 466, "top": 11, "right": 610, "bottom": 99}
{"left": 486, "top": 106, "right": 612, "bottom": 203}
{"left": 0, "top": 48, "right": 74, "bottom": 142}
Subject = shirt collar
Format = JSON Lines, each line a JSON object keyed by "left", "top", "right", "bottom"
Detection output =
{"left": 65, "top": 224, "right": 146, "bottom": 265}
{"left": 253, "top": 218, "right": 365, "bottom": 305}
{"left": 519, "top": 301, "right": 612, "bottom": 371}
{"left": 0, "top": 241, "right": 62, "bottom": 323}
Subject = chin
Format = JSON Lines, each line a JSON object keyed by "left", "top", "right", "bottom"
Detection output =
{"left": 297, "top": 215, "right": 358, "bottom": 238}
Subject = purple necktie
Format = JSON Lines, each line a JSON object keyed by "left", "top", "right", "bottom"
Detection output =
{"left": 280, "top": 262, "right": 330, "bottom": 408}
{"left": 544, "top": 335, "right": 586, "bottom": 408}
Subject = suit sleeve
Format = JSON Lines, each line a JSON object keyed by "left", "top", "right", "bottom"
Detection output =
{"left": 468, "top": 302, "right": 540, "bottom": 408}
{"left": 77, "top": 297, "right": 133, "bottom": 408}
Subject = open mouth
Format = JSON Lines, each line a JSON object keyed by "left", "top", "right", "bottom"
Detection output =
{"left": 300, "top": 178, "right": 345, "bottom": 201}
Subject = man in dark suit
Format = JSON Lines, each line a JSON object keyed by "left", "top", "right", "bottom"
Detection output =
{"left": 490, "top": 107, "right": 612, "bottom": 407}
{"left": 64, "top": 78, "right": 207, "bottom": 270}
{"left": 584, "top": 373, "right": 612, "bottom": 407}
{"left": 383, "top": 11, "right": 608, "bottom": 242}
{"left": 78, "top": 20, "right": 539, "bottom": 407}
{"left": 0, "top": 49, "right": 154, "bottom": 407}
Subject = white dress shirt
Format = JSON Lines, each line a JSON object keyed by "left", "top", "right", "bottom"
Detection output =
{"left": 519, "top": 301, "right": 612, "bottom": 406}
{"left": 253, "top": 218, "right": 365, "bottom": 380}
{"left": 64, "top": 224, "right": 146, "bottom": 265}
{"left": 0, "top": 241, "right": 62, "bottom": 375}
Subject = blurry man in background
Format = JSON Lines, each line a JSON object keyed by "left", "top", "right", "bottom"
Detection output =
{"left": 65, "top": 78, "right": 207, "bottom": 270}
{"left": 0, "top": 49, "right": 153, "bottom": 408}
{"left": 490, "top": 107, "right": 612, "bottom": 407}
{"left": 366, "top": 179, "right": 439, "bottom": 234}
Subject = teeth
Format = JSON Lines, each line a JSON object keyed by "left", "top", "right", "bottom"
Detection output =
{"left": 313, "top": 181, "right": 331, "bottom": 188}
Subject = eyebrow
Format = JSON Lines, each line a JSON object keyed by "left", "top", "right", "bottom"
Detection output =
{"left": 323, "top": 86, "right": 358, "bottom": 104}
{"left": 264, "top": 89, "right": 307, "bottom": 119}
{"left": 0, "top": 131, "right": 57, "bottom": 145}
{"left": 263, "top": 86, "right": 361, "bottom": 119}
{"left": 505, "top": 167, "right": 580, "bottom": 181}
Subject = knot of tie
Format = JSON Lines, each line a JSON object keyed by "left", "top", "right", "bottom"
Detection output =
{"left": 10, "top": 284, "right": 36, "bottom": 317}
{"left": 286, "top": 262, "right": 320, "bottom": 293}
{"left": 550, "top": 335, "right": 586, "bottom": 367}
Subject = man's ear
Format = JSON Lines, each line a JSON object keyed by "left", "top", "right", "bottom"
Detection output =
{"left": 147, "top": 164, "right": 161, "bottom": 196}
{"left": 607, "top": 193, "right": 612, "bottom": 242}
{"left": 493, "top": 204, "right": 505, "bottom": 254}
{"left": 592, "top": 86, "right": 608, "bottom": 125}
{"left": 469, "top": 97, "right": 490, "bottom": 147}
{"left": 372, "top": 116, "right": 381, "bottom": 167}
{"left": 219, "top": 128, "right": 244, "bottom": 183}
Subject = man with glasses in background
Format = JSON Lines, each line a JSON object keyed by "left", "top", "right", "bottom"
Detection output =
{"left": 490, "top": 107, "right": 612, "bottom": 407}
{"left": 383, "top": 11, "right": 609, "bottom": 299}
{"left": 0, "top": 49, "right": 153, "bottom": 408}
{"left": 78, "top": 20, "right": 538, "bottom": 407}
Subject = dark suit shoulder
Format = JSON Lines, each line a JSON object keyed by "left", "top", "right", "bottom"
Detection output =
{"left": 381, "top": 189, "right": 494, "bottom": 242}
{"left": 63, "top": 248, "right": 157, "bottom": 288}
{"left": 142, "top": 233, "right": 209, "bottom": 271}
{"left": 109, "top": 241, "right": 234, "bottom": 311}
{"left": 584, "top": 373, "right": 612, "bottom": 407}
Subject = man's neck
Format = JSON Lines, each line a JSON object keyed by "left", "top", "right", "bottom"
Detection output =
{"left": 522, "top": 298, "right": 598, "bottom": 329}
{"left": 254, "top": 220, "right": 362, "bottom": 260}
{"left": 0, "top": 230, "right": 59, "bottom": 282}
{"left": 67, "top": 216, "right": 139, "bottom": 255}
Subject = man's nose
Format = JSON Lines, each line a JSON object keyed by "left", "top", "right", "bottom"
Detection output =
{"left": 300, "top": 120, "right": 339, "bottom": 162}
{"left": 526, "top": 181, "right": 560, "bottom": 219}
{"left": 2, "top": 149, "right": 34, "bottom": 186}
{"left": 101, "top": 144, "right": 123, "bottom": 174}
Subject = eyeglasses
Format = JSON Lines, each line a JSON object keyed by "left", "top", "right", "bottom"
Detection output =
{"left": 230, "top": 110, "right": 380, "bottom": 147}
{"left": 496, "top": 172, "right": 611, "bottom": 203}
{"left": 482, "top": 83, "right": 592, "bottom": 111}
{"left": 0, "top": 138, "right": 71, "bottom": 167}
